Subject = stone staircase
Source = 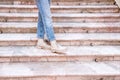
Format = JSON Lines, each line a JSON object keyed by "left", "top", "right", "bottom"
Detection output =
{"left": 0, "top": 0, "right": 120, "bottom": 80}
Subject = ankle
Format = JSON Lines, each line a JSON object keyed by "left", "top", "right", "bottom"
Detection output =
{"left": 37, "top": 38, "right": 45, "bottom": 45}
{"left": 50, "top": 40, "right": 57, "bottom": 47}
{"left": 38, "top": 38, "right": 44, "bottom": 42}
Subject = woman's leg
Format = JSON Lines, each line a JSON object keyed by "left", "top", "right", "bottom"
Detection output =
{"left": 37, "top": 12, "right": 45, "bottom": 39}
{"left": 36, "top": 0, "right": 55, "bottom": 41}
{"left": 36, "top": 0, "right": 67, "bottom": 53}
{"left": 36, "top": 0, "right": 52, "bottom": 49}
{"left": 36, "top": 0, "right": 51, "bottom": 39}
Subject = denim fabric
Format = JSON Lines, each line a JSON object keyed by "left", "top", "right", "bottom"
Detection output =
{"left": 36, "top": 0, "right": 55, "bottom": 41}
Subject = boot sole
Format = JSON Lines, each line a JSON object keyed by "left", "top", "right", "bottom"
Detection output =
{"left": 36, "top": 46, "right": 51, "bottom": 50}
{"left": 51, "top": 48, "right": 67, "bottom": 54}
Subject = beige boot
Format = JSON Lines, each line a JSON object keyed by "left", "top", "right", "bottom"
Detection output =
{"left": 50, "top": 40, "right": 67, "bottom": 53}
{"left": 37, "top": 39, "right": 51, "bottom": 50}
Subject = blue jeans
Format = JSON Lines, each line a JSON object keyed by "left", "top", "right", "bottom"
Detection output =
{"left": 36, "top": 0, "right": 55, "bottom": 41}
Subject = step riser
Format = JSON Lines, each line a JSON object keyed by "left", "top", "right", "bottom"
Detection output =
{"left": 1, "top": 17, "right": 120, "bottom": 22}
{"left": 0, "top": 0, "right": 114, "bottom": 2}
{"left": 1, "top": 27, "right": 120, "bottom": 33}
{"left": 0, "top": 56, "right": 119, "bottom": 62}
{"left": 0, "top": 76, "right": 119, "bottom": 80}
{"left": 0, "top": 2, "right": 115, "bottom": 5}
{"left": 0, "top": 8, "right": 119, "bottom": 13}
{"left": 0, "top": 0, "right": 115, "bottom": 5}
{"left": 0, "top": 40, "right": 120, "bottom": 46}
{"left": 52, "top": 2, "right": 115, "bottom": 6}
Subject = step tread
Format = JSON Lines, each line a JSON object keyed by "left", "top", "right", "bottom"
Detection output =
{"left": 0, "top": 4, "right": 118, "bottom": 8}
{"left": 0, "top": 13, "right": 120, "bottom": 17}
{"left": 0, "top": 61, "right": 119, "bottom": 77}
{"left": 0, "top": 46, "right": 120, "bottom": 56}
{"left": 1, "top": 22, "right": 120, "bottom": 33}
{"left": 0, "top": 33, "right": 120, "bottom": 41}
{"left": 0, "top": 5, "right": 118, "bottom": 13}
{"left": 0, "top": 22, "right": 120, "bottom": 28}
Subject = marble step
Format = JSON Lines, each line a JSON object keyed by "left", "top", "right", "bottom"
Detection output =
{"left": 0, "top": 33, "right": 120, "bottom": 46}
{"left": 0, "top": 5, "right": 119, "bottom": 13}
{"left": 0, "top": 13, "right": 120, "bottom": 22}
{"left": 0, "top": 0, "right": 115, "bottom": 5}
{"left": 0, "top": 46, "right": 120, "bottom": 62}
{"left": 0, "top": 61, "right": 120, "bottom": 80}
{"left": 0, "top": 22, "right": 120, "bottom": 33}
